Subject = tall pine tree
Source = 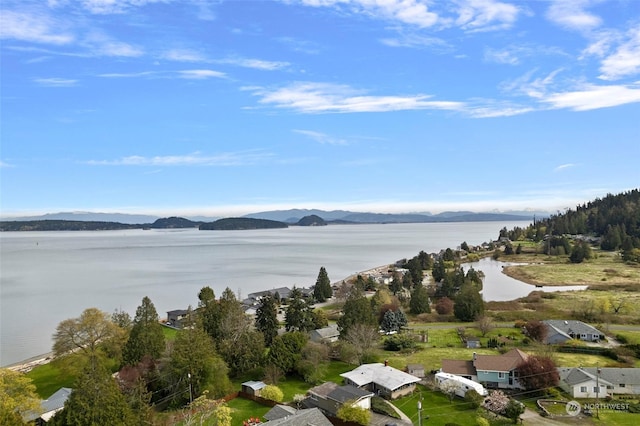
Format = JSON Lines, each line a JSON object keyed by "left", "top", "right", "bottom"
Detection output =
{"left": 122, "top": 296, "right": 165, "bottom": 366}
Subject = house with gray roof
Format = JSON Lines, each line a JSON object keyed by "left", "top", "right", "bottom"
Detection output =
{"left": 23, "top": 387, "right": 72, "bottom": 424}
{"left": 261, "top": 407, "right": 333, "bottom": 426}
{"left": 307, "top": 382, "right": 373, "bottom": 415}
{"left": 340, "top": 362, "right": 420, "bottom": 399}
{"left": 241, "top": 380, "right": 266, "bottom": 397}
{"left": 441, "top": 348, "right": 529, "bottom": 390}
{"left": 542, "top": 320, "right": 604, "bottom": 344}
{"left": 263, "top": 404, "right": 297, "bottom": 421}
{"left": 558, "top": 367, "right": 640, "bottom": 398}
{"left": 309, "top": 324, "right": 340, "bottom": 344}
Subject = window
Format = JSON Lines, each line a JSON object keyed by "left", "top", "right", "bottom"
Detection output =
{"left": 620, "top": 384, "right": 626, "bottom": 388}
{"left": 594, "top": 387, "right": 600, "bottom": 393}
{"left": 498, "top": 372, "right": 505, "bottom": 379}
{"left": 580, "top": 386, "right": 587, "bottom": 393}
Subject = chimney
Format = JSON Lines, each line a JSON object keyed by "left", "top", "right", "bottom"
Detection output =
{"left": 384, "top": 359, "right": 388, "bottom": 367}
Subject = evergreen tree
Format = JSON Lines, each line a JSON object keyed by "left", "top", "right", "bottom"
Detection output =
{"left": 432, "top": 259, "right": 446, "bottom": 282}
{"left": 380, "top": 309, "right": 399, "bottom": 333}
{"left": 337, "top": 287, "right": 375, "bottom": 337}
{"left": 453, "top": 285, "right": 484, "bottom": 322}
{"left": 284, "top": 287, "right": 314, "bottom": 332}
{"left": 53, "top": 359, "right": 136, "bottom": 426}
{"left": 313, "top": 266, "right": 332, "bottom": 302}
{"left": 267, "top": 332, "right": 308, "bottom": 374}
{"left": 409, "top": 283, "right": 431, "bottom": 314}
{"left": 122, "top": 296, "right": 165, "bottom": 366}
{"left": 255, "top": 294, "right": 279, "bottom": 346}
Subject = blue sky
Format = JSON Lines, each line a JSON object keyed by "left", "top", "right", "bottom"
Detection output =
{"left": 1, "top": 0, "right": 639, "bottom": 218}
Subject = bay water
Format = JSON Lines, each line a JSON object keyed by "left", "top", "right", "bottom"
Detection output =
{"left": 1, "top": 221, "right": 536, "bottom": 366}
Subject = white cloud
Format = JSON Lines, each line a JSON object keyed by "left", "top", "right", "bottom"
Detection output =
{"left": 297, "top": 0, "right": 439, "bottom": 28}
{"left": 87, "top": 151, "right": 274, "bottom": 166}
{"left": 546, "top": 0, "right": 601, "bottom": 32}
{"left": 598, "top": 25, "right": 640, "bottom": 81}
{"left": 217, "top": 57, "right": 290, "bottom": 71}
{"left": 97, "top": 40, "right": 144, "bottom": 57}
{"left": 454, "top": 0, "right": 521, "bottom": 32}
{"left": 162, "top": 48, "right": 208, "bottom": 62}
{"left": 543, "top": 83, "right": 640, "bottom": 110}
{"left": 34, "top": 77, "right": 78, "bottom": 87}
{"left": 251, "top": 82, "right": 465, "bottom": 113}
{"left": 79, "top": 0, "right": 171, "bottom": 15}
{"left": 0, "top": 10, "right": 74, "bottom": 45}
{"left": 0, "top": 160, "right": 15, "bottom": 168}
{"left": 380, "top": 32, "right": 450, "bottom": 50}
{"left": 293, "top": 129, "right": 348, "bottom": 145}
{"left": 554, "top": 163, "right": 576, "bottom": 172}
{"left": 178, "top": 69, "right": 226, "bottom": 79}
{"left": 98, "top": 71, "right": 158, "bottom": 78}
{"left": 484, "top": 47, "right": 521, "bottom": 65}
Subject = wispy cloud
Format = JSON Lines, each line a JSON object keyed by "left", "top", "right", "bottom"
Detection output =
{"left": 34, "top": 77, "right": 78, "bottom": 87}
{"left": 249, "top": 82, "right": 464, "bottom": 113}
{"left": 543, "top": 83, "right": 640, "bottom": 111}
{"left": 178, "top": 69, "right": 226, "bottom": 79}
{"left": 0, "top": 9, "right": 74, "bottom": 44}
{"left": 217, "top": 57, "right": 290, "bottom": 71}
{"left": 86, "top": 151, "right": 274, "bottom": 166}
{"left": 297, "top": 0, "right": 439, "bottom": 28}
{"left": 380, "top": 32, "right": 450, "bottom": 50}
{"left": 293, "top": 129, "right": 348, "bottom": 145}
{"left": 598, "top": 25, "right": 640, "bottom": 81}
{"left": 0, "top": 160, "right": 15, "bottom": 168}
{"left": 161, "top": 48, "right": 208, "bottom": 62}
{"left": 76, "top": 0, "right": 171, "bottom": 15}
{"left": 554, "top": 163, "right": 576, "bottom": 172}
{"left": 454, "top": 0, "right": 521, "bottom": 32}
{"left": 546, "top": 0, "right": 602, "bottom": 32}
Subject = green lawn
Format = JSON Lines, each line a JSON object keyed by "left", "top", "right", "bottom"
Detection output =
{"left": 26, "top": 359, "right": 77, "bottom": 398}
{"left": 226, "top": 397, "right": 271, "bottom": 426}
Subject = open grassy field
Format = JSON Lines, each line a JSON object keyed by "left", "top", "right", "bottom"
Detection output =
{"left": 502, "top": 251, "right": 640, "bottom": 287}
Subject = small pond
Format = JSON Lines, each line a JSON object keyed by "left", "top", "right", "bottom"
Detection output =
{"left": 462, "top": 257, "right": 588, "bottom": 302}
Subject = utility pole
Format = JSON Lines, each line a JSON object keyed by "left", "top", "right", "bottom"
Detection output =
{"left": 595, "top": 365, "right": 600, "bottom": 419}
{"left": 417, "top": 399, "right": 422, "bottom": 426}
{"left": 188, "top": 373, "right": 193, "bottom": 404}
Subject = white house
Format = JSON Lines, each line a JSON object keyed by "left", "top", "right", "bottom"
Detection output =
{"left": 340, "top": 362, "right": 421, "bottom": 399}
{"left": 309, "top": 324, "right": 340, "bottom": 344}
{"left": 558, "top": 367, "right": 640, "bottom": 398}
{"left": 542, "top": 320, "right": 604, "bottom": 344}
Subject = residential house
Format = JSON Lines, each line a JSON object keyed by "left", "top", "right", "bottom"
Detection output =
{"left": 261, "top": 407, "right": 333, "bottom": 426}
{"left": 542, "top": 320, "right": 604, "bottom": 344}
{"left": 246, "top": 287, "right": 292, "bottom": 305}
{"left": 241, "top": 380, "right": 266, "bottom": 397}
{"left": 307, "top": 382, "right": 373, "bottom": 416}
{"left": 263, "top": 405, "right": 297, "bottom": 421}
{"left": 166, "top": 309, "right": 189, "bottom": 328}
{"left": 473, "top": 348, "right": 529, "bottom": 389}
{"left": 24, "top": 387, "right": 72, "bottom": 425}
{"left": 558, "top": 367, "right": 640, "bottom": 398}
{"left": 340, "top": 362, "right": 421, "bottom": 399}
{"left": 441, "top": 348, "right": 529, "bottom": 390}
{"left": 440, "top": 359, "right": 477, "bottom": 382}
{"left": 309, "top": 324, "right": 340, "bottom": 344}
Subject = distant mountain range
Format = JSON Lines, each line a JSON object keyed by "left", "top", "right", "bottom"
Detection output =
{"left": 1, "top": 208, "right": 545, "bottom": 228}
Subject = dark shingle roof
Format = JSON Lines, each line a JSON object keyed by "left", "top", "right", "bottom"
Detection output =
{"left": 327, "top": 385, "right": 373, "bottom": 403}
{"left": 262, "top": 408, "right": 332, "bottom": 426}
{"left": 263, "top": 404, "right": 297, "bottom": 421}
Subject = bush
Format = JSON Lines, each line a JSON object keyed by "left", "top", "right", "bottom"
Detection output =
{"left": 616, "top": 334, "right": 629, "bottom": 344}
{"left": 260, "top": 385, "right": 284, "bottom": 403}
{"left": 464, "top": 389, "right": 483, "bottom": 409}
{"left": 383, "top": 334, "right": 417, "bottom": 351}
{"left": 337, "top": 404, "right": 371, "bottom": 425}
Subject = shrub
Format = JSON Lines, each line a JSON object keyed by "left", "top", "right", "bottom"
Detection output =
{"left": 337, "top": 404, "right": 371, "bottom": 425}
{"left": 615, "top": 334, "right": 629, "bottom": 344}
{"left": 383, "top": 334, "right": 417, "bottom": 351}
{"left": 260, "top": 385, "right": 284, "bottom": 403}
{"left": 464, "top": 389, "right": 483, "bottom": 409}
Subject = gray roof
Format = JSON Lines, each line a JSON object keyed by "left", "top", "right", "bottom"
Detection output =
{"left": 242, "top": 380, "right": 267, "bottom": 390}
{"left": 558, "top": 367, "right": 613, "bottom": 387}
{"left": 560, "top": 367, "right": 640, "bottom": 386}
{"left": 24, "top": 387, "right": 72, "bottom": 422}
{"left": 262, "top": 407, "right": 333, "bottom": 426}
{"left": 341, "top": 363, "right": 420, "bottom": 391}
{"left": 263, "top": 404, "right": 297, "bottom": 421}
{"left": 308, "top": 381, "right": 339, "bottom": 398}
{"left": 543, "top": 320, "right": 603, "bottom": 337}
{"left": 248, "top": 287, "right": 292, "bottom": 300}
{"left": 327, "top": 385, "right": 374, "bottom": 403}
{"left": 310, "top": 324, "right": 339, "bottom": 339}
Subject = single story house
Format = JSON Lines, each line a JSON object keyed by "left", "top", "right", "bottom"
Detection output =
{"left": 246, "top": 287, "right": 292, "bottom": 305}
{"left": 263, "top": 404, "right": 297, "bottom": 421}
{"left": 307, "top": 382, "right": 373, "bottom": 415}
{"left": 24, "top": 387, "right": 72, "bottom": 425}
{"left": 309, "top": 324, "right": 340, "bottom": 344}
{"left": 441, "top": 348, "right": 529, "bottom": 390}
{"left": 340, "top": 362, "right": 421, "bottom": 399}
{"left": 241, "top": 380, "right": 267, "bottom": 397}
{"left": 261, "top": 407, "right": 333, "bottom": 426}
{"left": 166, "top": 309, "right": 189, "bottom": 328}
{"left": 542, "top": 320, "right": 604, "bottom": 344}
{"left": 558, "top": 367, "right": 640, "bottom": 398}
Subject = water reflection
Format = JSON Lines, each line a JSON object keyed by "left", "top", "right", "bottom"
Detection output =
{"left": 462, "top": 257, "right": 588, "bottom": 302}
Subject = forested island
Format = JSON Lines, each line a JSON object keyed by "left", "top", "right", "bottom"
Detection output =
{"left": 199, "top": 217, "right": 289, "bottom": 230}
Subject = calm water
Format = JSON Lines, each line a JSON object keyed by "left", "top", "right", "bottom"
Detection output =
{"left": 0, "top": 221, "right": 540, "bottom": 365}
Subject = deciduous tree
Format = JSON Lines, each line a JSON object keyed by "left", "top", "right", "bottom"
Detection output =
{"left": 337, "top": 288, "right": 375, "bottom": 337}
{"left": 0, "top": 369, "right": 41, "bottom": 425}
{"left": 515, "top": 355, "right": 559, "bottom": 392}
{"left": 53, "top": 308, "right": 121, "bottom": 360}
